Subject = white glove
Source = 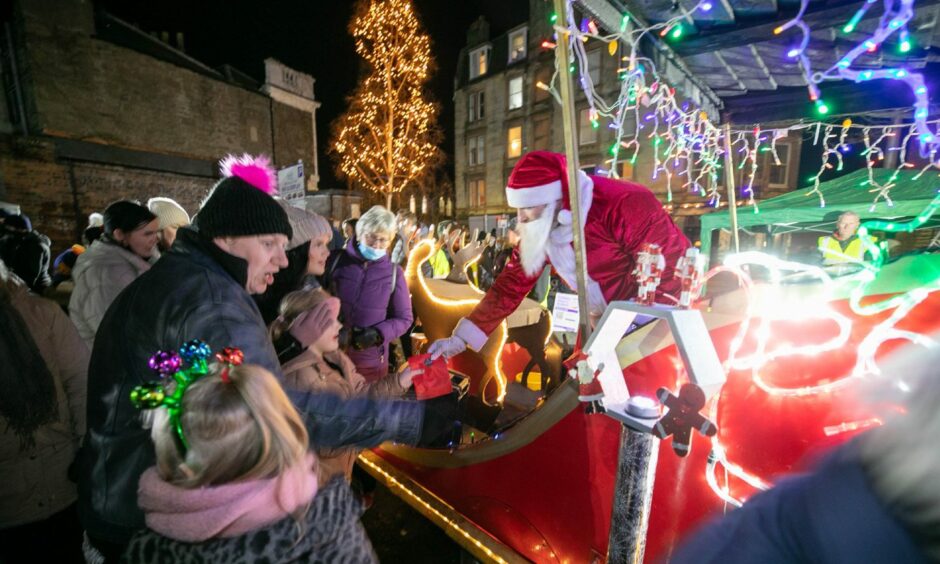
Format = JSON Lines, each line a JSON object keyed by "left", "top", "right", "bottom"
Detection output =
{"left": 428, "top": 334, "right": 468, "bottom": 360}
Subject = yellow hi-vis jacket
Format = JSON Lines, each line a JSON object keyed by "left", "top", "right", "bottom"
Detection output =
{"left": 817, "top": 235, "right": 876, "bottom": 265}
{"left": 428, "top": 247, "right": 451, "bottom": 278}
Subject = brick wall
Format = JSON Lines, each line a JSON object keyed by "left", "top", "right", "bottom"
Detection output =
{"left": 0, "top": 134, "right": 214, "bottom": 254}
{"left": 271, "top": 101, "right": 313, "bottom": 169}
{"left": 2, "top": 0, "right": 322, "bottom": 254}
{"left": 14, "top": 0, "right": 316, "bottom": 164}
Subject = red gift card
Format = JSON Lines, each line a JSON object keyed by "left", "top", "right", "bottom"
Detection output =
{"left": 408, "top": 353, "right": 452, "bottom": 400}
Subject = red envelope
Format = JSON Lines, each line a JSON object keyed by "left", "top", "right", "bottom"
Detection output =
{"left": 408, "top": 353, "right": 452, "bottom": 400}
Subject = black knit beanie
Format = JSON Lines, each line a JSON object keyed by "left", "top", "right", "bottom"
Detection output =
{"left": 103, "top": 201, "right": 156, "bottom": 236}
{"left": 195, "top": 175, "right": 293, "bottom": 240}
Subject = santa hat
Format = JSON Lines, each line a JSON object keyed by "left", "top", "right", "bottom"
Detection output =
{"left": 505, "top": 151, "right": 567, "bottom": 209}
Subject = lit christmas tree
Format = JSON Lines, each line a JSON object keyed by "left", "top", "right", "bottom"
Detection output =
{"left": 331, "top": 0, "right": 442, "bottom": 208}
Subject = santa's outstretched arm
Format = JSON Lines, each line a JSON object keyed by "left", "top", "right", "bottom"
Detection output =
{"left": 429, "top": 247, "right": 541, "bottom": 359}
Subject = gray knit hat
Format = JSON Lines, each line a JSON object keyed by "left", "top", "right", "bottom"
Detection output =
{"left": 275, "top": 199, "right": 333, "bottom": 249}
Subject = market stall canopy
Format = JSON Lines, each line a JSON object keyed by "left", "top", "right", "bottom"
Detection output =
{"left": 587, "top": 0, "right": 940, "bottom": 123}
{"left": 700, "top": 168, "right": 940, "bottom": 256}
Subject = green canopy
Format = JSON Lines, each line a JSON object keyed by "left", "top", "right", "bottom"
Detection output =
{"left": 700, "top": 169, "right": 940, "bottom": 257}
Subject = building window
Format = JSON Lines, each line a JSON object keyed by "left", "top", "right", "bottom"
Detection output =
{"left": 533, "top": 116, "right": 551, "bottom": 151}
{"left": 469, "top": 46, "right": 490, "bottom": 79}
{"left": 533, "top": 65, "right": 551, "bottom": 103}
{"left": 580, "top": 164, "right": 597, "bottom": 176}
{"left": 507, "top": 126, "right": 523, "bottom": 158}
{"left": 468, "top": 135, "right": 485, "bottom": 166}
{"left": 620, "top": 160, "right": 634, "bottom": 180}
{"left": 578, "top": 109, "right": 597, "bottom": 145}
{"left": 508, "top": 76, "right": 523, "bottom": 110}
{"left": 468, "top": 91, "right": 485, "bottom": 122}
{"left": 468, "top": 179, "right": 486, "bottom": 208}
{"left": 765, "top": 143, "right": 791, "bottom": 187}
{"left": 508, "top": 27, "right": 527, "bottom": 63}
{"left": 586, "top": 49, "right": 601, "bottom": 85}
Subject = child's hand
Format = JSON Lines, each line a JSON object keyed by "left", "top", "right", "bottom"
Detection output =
{"left": 398, "top": 365, "right": 423, "bottom": 389}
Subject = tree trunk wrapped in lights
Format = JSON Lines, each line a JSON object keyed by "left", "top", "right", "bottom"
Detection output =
{"left": 331, "top": 0, "right": 443, "bottom": 209}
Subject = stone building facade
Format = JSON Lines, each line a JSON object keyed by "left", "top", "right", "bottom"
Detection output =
{"left": 0, "top": 0, "right": 322, "bottom": 250}
{"left": 452, "top": 0, "right": 802, "bottom": 242}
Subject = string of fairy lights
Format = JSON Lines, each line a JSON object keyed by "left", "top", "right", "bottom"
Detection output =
{"left": 534, "top": 0, "right": 940, "bottom": 211}
{"left": 332, "top": 0, "right": 438, "bottom": 203}
{"left": 541, "top": 0, "right": 940, "bottom": 507}
{"left": 698, "top": 199, "right": 940, "bottom": 505}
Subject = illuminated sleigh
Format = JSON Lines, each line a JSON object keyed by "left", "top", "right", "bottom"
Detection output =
{"left": 358, "top": 237, "right": 940, "bottom": 563}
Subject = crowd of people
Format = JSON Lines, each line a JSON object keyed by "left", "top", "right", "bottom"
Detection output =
{"left": 2, "top": 149, "right": 932, "bottom": 563}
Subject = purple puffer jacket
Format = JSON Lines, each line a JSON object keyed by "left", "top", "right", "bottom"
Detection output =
{"left": 325, "top": 239, "right": 413, "bottom": 382}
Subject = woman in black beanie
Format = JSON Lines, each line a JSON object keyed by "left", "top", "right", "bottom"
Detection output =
{"left": 69, "top": 200, "right": 158, "bottom": 347}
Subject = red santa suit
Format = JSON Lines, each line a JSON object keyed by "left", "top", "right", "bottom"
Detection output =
{"left": 452, "top": 151, "right": 690, "bottom": 351}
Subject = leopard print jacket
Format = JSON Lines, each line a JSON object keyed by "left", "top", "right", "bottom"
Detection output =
{"left": 121, "top": 478, "right": 376, "bottom": 563}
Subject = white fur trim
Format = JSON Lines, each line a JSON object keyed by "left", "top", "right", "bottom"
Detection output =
{"left": 506, "top": 180, "right": 563, "bottom": 208}
{"left": 454, "top": 318, "right": 489, "bottom": 352}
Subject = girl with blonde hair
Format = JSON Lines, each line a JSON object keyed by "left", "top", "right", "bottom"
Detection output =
{"left": 123, "top": 360, "right": 377, "bottom": 563}
{"left": 270, "top": 289, "right": 421, "bottom": 486}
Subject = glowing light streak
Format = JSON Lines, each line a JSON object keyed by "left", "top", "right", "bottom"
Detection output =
{"left": 407, "top": 240, "right": 509, "bottom": 403}
{"left": 358, "top": 453, "right": 512, "bottom": 563}
{"left": 823, "top": 417, "right": 883, "bottom": 437}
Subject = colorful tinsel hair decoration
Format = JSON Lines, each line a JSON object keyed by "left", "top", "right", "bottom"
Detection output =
{"left": 129, "top": 340, "right": 242, "bottom": 452}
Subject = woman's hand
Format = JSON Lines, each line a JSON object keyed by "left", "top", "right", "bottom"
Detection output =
{"left": 398, "top": 364, "right": 423, "bottom": 389}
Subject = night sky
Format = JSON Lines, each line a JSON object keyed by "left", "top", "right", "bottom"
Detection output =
{"left": 99, "top": 0, "right": 530, "bottom": 189}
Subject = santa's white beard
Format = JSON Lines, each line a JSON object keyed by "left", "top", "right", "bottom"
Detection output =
{"left": 517, "top": 202, "right": 556, "bottom": 277}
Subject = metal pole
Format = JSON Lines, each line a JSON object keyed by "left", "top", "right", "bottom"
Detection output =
{"left": 551, "top": 0, "right": 592, "bottom": 340}
{"left": 607, "top": 427, "right": 658, "bottom": 564}
{"left": 722, "top": 123, "right": 740, "bottom": 254}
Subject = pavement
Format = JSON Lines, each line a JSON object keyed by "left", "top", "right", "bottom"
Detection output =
{"left": 361, "top": 481, "right": 466, "bottom": 563}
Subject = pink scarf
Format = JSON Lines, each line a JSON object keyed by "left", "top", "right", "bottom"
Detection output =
{"left": 138, "top": 454, "right": 318, "bottom": 542}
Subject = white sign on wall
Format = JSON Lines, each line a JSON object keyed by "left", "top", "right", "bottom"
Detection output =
{"left": 278, "top": 162, "right": 305, "bottom": 200}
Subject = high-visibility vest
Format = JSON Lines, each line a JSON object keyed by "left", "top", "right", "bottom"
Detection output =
{"left": 428, "top": 248, "right": 451, "bottom": 278}
{"left": 817, "top": 235, "right": 876, "bottom": 265}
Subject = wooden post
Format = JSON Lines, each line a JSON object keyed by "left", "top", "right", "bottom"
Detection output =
{"left": 722, "top": 123, "right": 740, "bottom": 254}
{"left": 551, "top": 0, "right": 592, "bottom": 340}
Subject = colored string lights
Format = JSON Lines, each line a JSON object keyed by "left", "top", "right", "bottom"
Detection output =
{"left": 539, "top": 0, "right": 939, "bottom": 212}
{"left": 695, "top": 200, "right": 940, "bottom": 504}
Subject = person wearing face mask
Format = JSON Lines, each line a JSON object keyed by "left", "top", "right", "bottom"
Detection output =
{"left": 321, "top": 205, "right": 413, "bottom": 383}
{"left": 69, "top": 200, "right": 159, "bottom": 348}
{"left": 254, "top": 199, "right": 334, "bottom": 324}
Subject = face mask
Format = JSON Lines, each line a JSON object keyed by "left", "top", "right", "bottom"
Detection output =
{"left": 357, "top": 241, "right": 386, "bottom": 261}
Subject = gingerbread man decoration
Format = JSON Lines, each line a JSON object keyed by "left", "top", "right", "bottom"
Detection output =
{"left": 652, "top": 383, "right": 717, "bottom": 457}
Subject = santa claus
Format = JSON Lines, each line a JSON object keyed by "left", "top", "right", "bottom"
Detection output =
{"left": 429, "top": 151, "right": 691, "bottom": 359}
